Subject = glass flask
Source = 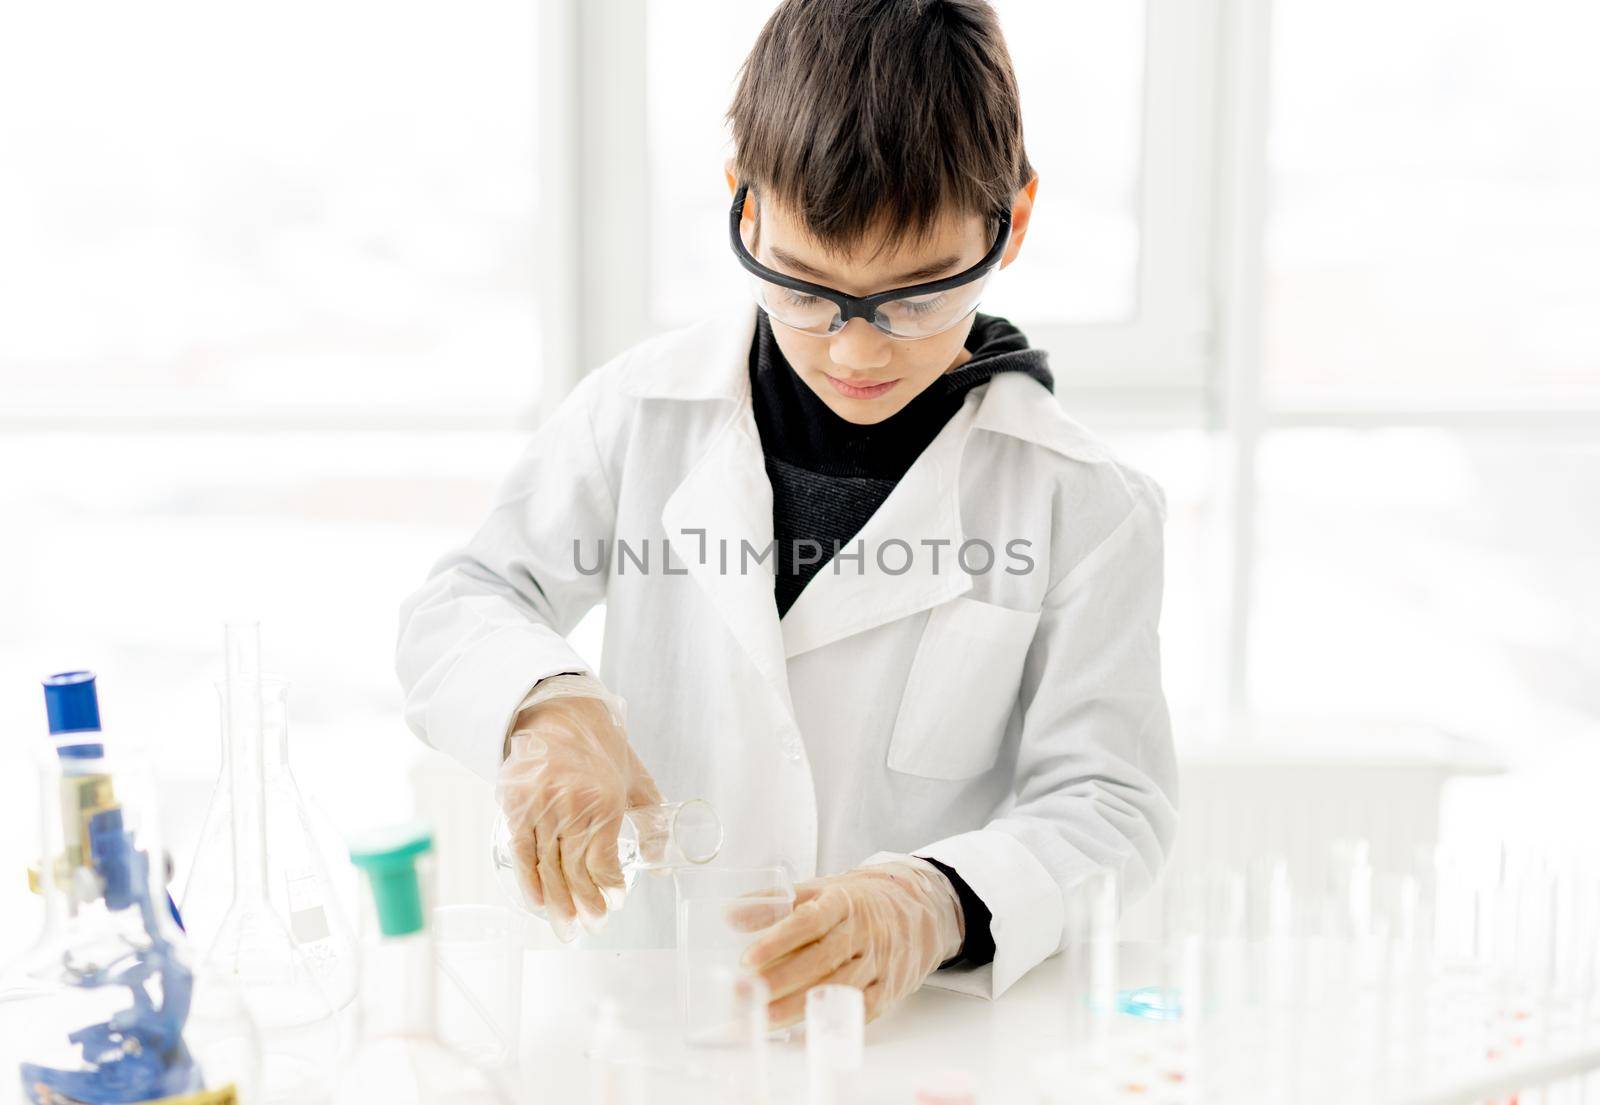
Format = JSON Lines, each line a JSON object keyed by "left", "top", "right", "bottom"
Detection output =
{"left": 198, "top": 621, "right": 341, "bottom": 1103}
{"left": 489, "top": 799, "right": 723, "bottom": 921}
{"left": 334, "top": 824, "right": 514, "bottom": 1105}
{"left": 0, "top": 671, "right": 261, "bottom": 1104}
{"left": 181, "top": 672, "right": 357, "bottom": 1013}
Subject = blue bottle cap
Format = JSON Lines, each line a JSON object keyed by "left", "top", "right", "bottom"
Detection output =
{"left": 56, "top": 742, "right": 106, "bottom": 759}
{"left": 42, "top": 671, "right": 102, "bottom": 735}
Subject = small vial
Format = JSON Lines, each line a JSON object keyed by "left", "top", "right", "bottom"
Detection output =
{"left": 806, "top": 984, "right": 864, "bottom": 1105}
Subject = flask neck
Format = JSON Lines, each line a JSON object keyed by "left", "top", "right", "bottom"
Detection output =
{"left": 217, "top": 676, "right": 292, "bottom": 778}
{"left": 260, "top": 677, "right": 291, "bottom": 774}
{"left": 224, "top": 624, "right": 270, "bottom": 908}
{"left": 357, "top": 929, "right": 438, "bottom": 1041}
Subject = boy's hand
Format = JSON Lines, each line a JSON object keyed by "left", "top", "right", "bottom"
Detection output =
{"left": 494, "top": 674, "right": 663, "bottom": 941}
{"left": 738, "top": 858, "right": 964, "bottom": 1028}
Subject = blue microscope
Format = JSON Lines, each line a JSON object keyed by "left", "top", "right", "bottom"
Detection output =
{"left": 20, "top": 673, "right": 204, "bottom": 1105}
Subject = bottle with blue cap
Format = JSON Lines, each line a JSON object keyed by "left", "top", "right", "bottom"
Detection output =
{"left": 333, "top": 823, "right": 513, "bottom": 1105}
{"left": 0, "top": 670, "right": 262, "bottom": 1104}
{"left": 42, "top": 671, "right": 106, "bottom": 759}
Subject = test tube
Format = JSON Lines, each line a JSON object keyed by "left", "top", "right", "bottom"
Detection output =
{"left": 1060, "top": 867, "right": 1118, "bottom": 1066}
{"left": 1246, "top": 858, "right": 1295, "bottom": 1102}
{"left": 1195, "top": 869, "right": 1249, "bottom": 1101}
{"left": 806, "top": 984, "right": 864, "bottom": 1105}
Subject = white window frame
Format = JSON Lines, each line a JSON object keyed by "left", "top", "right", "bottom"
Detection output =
{"left": 1211, "top": 0, "right": 1600, "bottom": 725}
{"left": 1026, "top": 0, "right": 1220, "bottom": 412}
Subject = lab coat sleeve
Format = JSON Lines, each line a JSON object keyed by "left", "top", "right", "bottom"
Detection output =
{"left": 866, "top": 474, "right": 1179, "bottom": 999}
{"left": 395, "top": 365, "right": 624, "bottom": 783}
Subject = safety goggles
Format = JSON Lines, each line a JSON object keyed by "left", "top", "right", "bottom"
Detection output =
{"left": 728, "top": 181, "right": 1011, "bottom": 341}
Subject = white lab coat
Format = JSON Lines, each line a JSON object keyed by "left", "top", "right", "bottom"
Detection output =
{"left": 397, "top": 305, "right": 1177, "bottom": 998}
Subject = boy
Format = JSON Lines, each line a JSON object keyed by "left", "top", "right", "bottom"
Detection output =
{"left": 398, "top": 0, "right": 1176, "bottom": 1027}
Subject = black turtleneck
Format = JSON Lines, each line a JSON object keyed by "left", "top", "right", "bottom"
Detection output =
{"left": 748, "top": 310, "right": 1053, "bottom": 973}
{"left": 749, "top": 308, "right": 1054, "bottom": 617}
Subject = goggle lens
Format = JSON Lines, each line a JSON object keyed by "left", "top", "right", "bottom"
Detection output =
{"left": 751, "top": 272, "right": 992, "bottom": 340}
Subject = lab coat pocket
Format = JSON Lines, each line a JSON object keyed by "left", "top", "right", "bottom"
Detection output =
{"left": 887, "top": 597, "right": 1043, "bottom": 781}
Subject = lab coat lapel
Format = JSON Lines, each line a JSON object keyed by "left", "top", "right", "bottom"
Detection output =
{"left": 657, "top": 348, "right": 798, "bottom": 729}
{"left": 779, "top": 395, "right": 980, "bottom": 658}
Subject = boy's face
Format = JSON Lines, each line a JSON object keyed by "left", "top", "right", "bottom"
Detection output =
{"left": 745, "top": 196, "right": 997, "bottom": 426}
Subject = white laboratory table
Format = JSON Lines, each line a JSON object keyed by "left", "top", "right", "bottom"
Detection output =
{"left": 515, "top": 948, "right": 1600, "bottom": 1104}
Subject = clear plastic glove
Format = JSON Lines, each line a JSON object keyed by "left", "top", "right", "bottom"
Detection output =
{"left": 495, "top": 673, "right": 663, "bottom": 942}
{"left": 738, "top": 858, "right": 964, "bottom": 1028}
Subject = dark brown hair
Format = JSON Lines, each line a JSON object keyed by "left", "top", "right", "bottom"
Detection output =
{"left": 728, "top": 0, "right": 1032, "bottom": 255}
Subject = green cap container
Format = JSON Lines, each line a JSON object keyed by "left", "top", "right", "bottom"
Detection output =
{"left": 349, "top": 823, "right": 434, "bottom": 937}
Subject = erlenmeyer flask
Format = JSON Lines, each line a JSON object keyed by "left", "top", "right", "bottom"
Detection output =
{"left": 200, "top": 621, "right": 340, "bottom": 1103}
{"left": 182, "top": 673, "right": 357, "bottom": 1013}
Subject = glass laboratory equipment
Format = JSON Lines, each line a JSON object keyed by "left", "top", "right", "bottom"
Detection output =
{"left": 490, "top": 798, "right": 724, "bottom": 919}
{"left": 1031, "top": 867, "right": 1120, "bottom": 1104}
{"left": 1061, "top": 867, "right": 1118, "bottom": 1056}
{"left": 588, "top": 998, "right": 651, "bottom": 1105}
{"left": 333, "top": 824, "right": 514, "bottom": 1105}
{"left": 806, "top": 985, "right": 863, "bottom": 1105}
{"left": 675, "top": 866, "right": 794, "bottom": 1045}
{"left": 0, "top": 671, "right": 261, "bottom": 1105}
{"left": 687, "top": 966, "right": 771, "bottom": 1105}
{"left": 432, "top": 905, "right": 522, "bottom": 1073}
{"left": 199, "top": 621, "right": 340, "bottom": 1103}
{"left": 181, "top": 671, "right": 357, "bottom": 1013}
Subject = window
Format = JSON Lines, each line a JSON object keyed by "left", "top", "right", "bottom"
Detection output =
{"left": 982, "top": 1, "right": 1146, "bottom": 328}
{"left": 0, "top": 0, "right": 543, "bottom": 412}
{"left": 1099, "top": 429, "right": 1231, "bottom": 731}
{"left": 1261, "top": 0, "right": 1600, "bottom": 408}
{"left": 1238, "top": 0, "right": 1600, "bottom": 750}
{"left": 644, "top": 2, "right": 776, "bottom": 329}
{"left": 1249, "top": 430, "right": 1600, "bottom": 746}
{"left": 0, "top": 431, "right": 525, "bottom": 774}
{"left": 0, "top": 0, "right": 544, "bottom": 932}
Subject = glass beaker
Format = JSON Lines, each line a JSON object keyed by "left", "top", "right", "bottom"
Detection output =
{"left": 490, "top": 799, "right": 723, "bottom": 921}
{"left": 181, "top": 674, "right": 357, "bottom": 1013}
{"left": 674, "top": 866, "right": 794, "bottom": 1045}
{"left": 432, "top": 904, "right": 522, "bottom": 1073}
{"left": 198, "top": 621, "right": 341, "bottom": 1103}
{"left": 334, "top": 824, "right": 514, "bottom": 1105}
{"left": 0, "top": 671, "right": 262, "bottom": 1104}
